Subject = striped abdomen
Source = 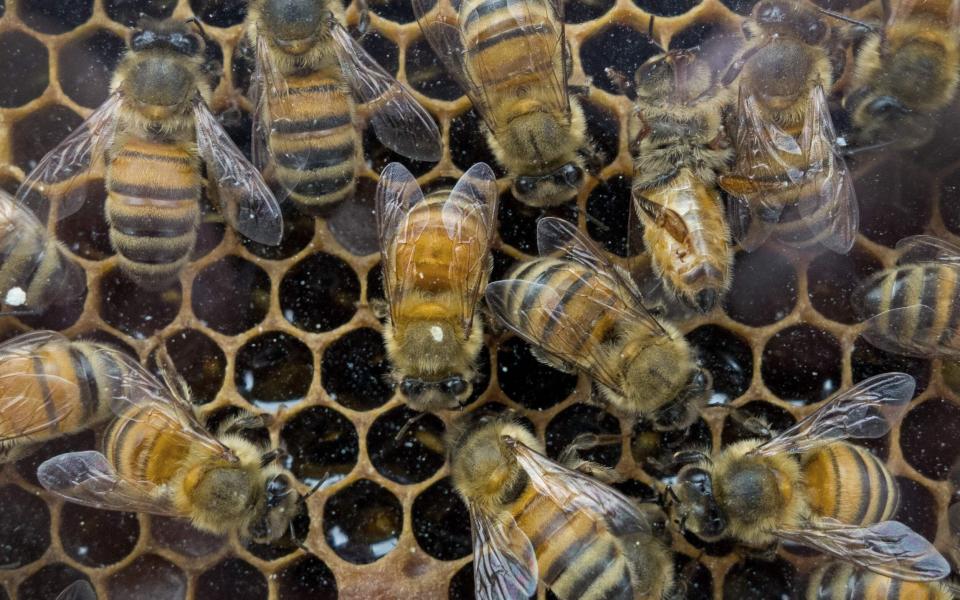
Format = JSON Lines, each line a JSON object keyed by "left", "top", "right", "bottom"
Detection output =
{"left": 804, "top": 562, "right": 951, "bottom": 600}
{"left": 0, "top": 220, "right": 80, "bottom": 314}
{"left": 105, "top": 401, "right": 195, "bottom": 487}
{"left": 267, "top": 69, "right": 358, "bottom": 213}
{"left": 106, "top": 138, "right": 201, "bottom": 290}
{"left": 801, "top": 442, "right": 899, "bottom": 526}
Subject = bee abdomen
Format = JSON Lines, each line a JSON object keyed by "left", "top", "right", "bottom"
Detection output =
{"left": 805, "top": 562, "right": 949, "bottom": 600}
{"left": 801, "top": 442, "right": 899, "bottom": 526}
{"left": 0, "top": 225, "right": 76, "bottom": 313}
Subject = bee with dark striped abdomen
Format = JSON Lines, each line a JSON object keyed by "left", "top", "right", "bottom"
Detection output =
{"left": 803, "top": 562, "right": 954, "bottom": 600}
{"left": 448, "top": 412, "right": 675, "bottom": 600}
{"left": 671, "top": 372, "right": 950, "bottom": 583}
{"left": 38, "top": 346, "right": 303, "bottom": 543}
{"left": 853, "top": 235, "right": 960, "bottom": 359}
{"left": 485, "top": 217, "right": 710, "bottom": 430}
{"left": 16, "top": 19, "right": 282, "bottom": 291}
{"left": 245, "top": 0, "right": 442, "bottom": 214}
{"left": 377, "top": 162, "right": 498, "bottom": 412}
{"left": 413, "top": 0, "right": 595, "bottom": 207}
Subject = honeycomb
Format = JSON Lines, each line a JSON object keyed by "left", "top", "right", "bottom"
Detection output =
{"left": 0, "top": 0, "right": 959, "bottom": 598}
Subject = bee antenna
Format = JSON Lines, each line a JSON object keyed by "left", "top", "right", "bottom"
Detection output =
{"left": 184, "top": 16, "right": 209, "bottom": 40}
{"left": 814, "top": 7, "right": 880, "bottom": 33}
{"left": 645, "top": 15, "right": 668, "bottom": 54}
{"left": 289, "top": 521, "right": 311, "bottom": 552}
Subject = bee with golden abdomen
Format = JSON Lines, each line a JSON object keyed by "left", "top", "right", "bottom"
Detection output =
{"left": 56, "top": 582, "right": 97, "bottom": 600}
{"left": 485, "top": 217, "right": 710, "bottom": 430}
{"left": 244, "top": 0, "right": 442, "bottom": 215}
{"left": 804, "top": 562, "right": 954, "bottom": 600}
{"left": 717, "top": 0, "right": 857, "bottom": 254}
{"left": 376, "top": 162, "right": 498, "bottom": 411}
{"left": 16, "top": 19, "right": 282, "bottom": 291}
{"left": 448, "top": 412, "right": 676, "bottom": 600}
{"left": 852, "top": 235, "right": 960, "bottom": 359}
{"left": 38, "top": 346, "right": 304, "bottom": 543}
{"left": 412, "top": 0, "right": 595, "bottom": 207}
{"left": 670, "top": 372, "right": 950, "bottom": 583}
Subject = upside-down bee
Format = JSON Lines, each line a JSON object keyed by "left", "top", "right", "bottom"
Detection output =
{"left": 16, "top": 19, "right": 282, "bottom": 291}
{"left": 244, "top": 0, "right": 442, "bottom": 214}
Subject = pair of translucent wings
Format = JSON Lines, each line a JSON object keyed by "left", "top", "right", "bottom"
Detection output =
{"left": 412, "top": 0, "right": 570, "bottom": 135}
{"left": 485, "top": 217, "right": 671, "bottom": 395}
{"left": 15, "top": 91, "right": 283, "bottom": 246}
{"left": 719, "top": 83, "right": 858, "bottom": 255}
{"left": 57, "top": 581, "right": 96, "bottom": 600}
{"left": 853, "top": 235, "right": 960, "bottom": 358}
{"left": 471, "top": 439, "right": 655, "bottom": 600}
{"left": 28, "top": 331, "right": 235, "bottom": 517}
{"left": 376, "top": 162, "right": 499, "bottom": 333}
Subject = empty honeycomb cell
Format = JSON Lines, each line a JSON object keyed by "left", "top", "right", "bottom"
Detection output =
{"left": 151, "top": 515, "right": 225, "bottom": 558}
{"left": 405, "top": 36, "right": 462, "bottom": 101}
{"left": 635, "top": 0, "right": 699, "bottom": 16}
{"left": 580, "top": 25, "right": 662, "bottom": 95}
{"left": 369, "top": 0, "right": 417, "bottom": 23}
{"left": 323, "top": 478, "right": 402, "bottom": 564}
{"left": 0, "top": 31, "right": 48, "bottom": 108}
{"left": 364, "top": 124, "right": 437, "bottom": 178}
{"left": 368, "top": 406, "right": 446, "bottom": 484}
{"left": 722, "top": 557, "right": 795, "bottom": 599}
{"left": 55, "top": 179, "right": 113, "bottom": 260}
{"left": 582, "top": 99, "right": 619, "bottom": 167}
{"left": 281, "top": 253, "right": 360, "bottom": 332}
{"left": 669, "top": 23, "right": 742, "bottom": 76}
{"left": 721, "top": 400, "right": 797, "bottom": 445}
{"left": 105, "top": 0, "right": 176, "bottom": 25}
{"left": 497, "top": 195, "right": 579, "bottom": 254}
{"left": 894, "top": 476, "right": 939, "bottom": 543}
{"left": 564, "top": 0, "right": 614, "bottom": 22}
{"left": 723, "top": 247, "right": 797, "bottom": 326}
{"left": 58, "top": 30, "right": 126, "bottom": 109}
{"left": 18, "top": 0, "right": 92, "bottom": 34}
{"left": 366, "top": 262, "right": 385, "bottom": 303}
{"left": 11, "top": 104, "right": 84, "bottom": 174}
{"left": 242, "top": 202, "right": 316, "bottom": 261}
{"left": 901, "top": 398, "right": 960, "bottom": 480}
{"left": 321, "top": 327, "right": 393, "bottom": 411}
{"left": 856, "top": 157, "right": 933, "bottom": 247}
{"left": 586, "top": 175, "right": 632, "bottom": 257}
{"left": 497, "top": 337, "right": 579, "bottom": 410}
{"left": 197, "top": 558, "right": 268, "bottom": 600}
{"left": 719, "top": 0, "right": 759, "bottom": 14}
{"left": 943, "top": 172, "right": 960, "bottom": 236}
{"left": 235, "top": 331, "right": 314, "bottom": 410}
{"left": 277, "top": 556, "right": 338, "bottom": 600}
{"left": 281, "top": 406, "right": 359, "bottom": 489}
{"left": 762, "top": 324, "right": 842, "bottom": 404}
{"left": 60, "top": 503, "right": 138, "bottom": 567}
{"left": 100, "top": 268, "right": 181, "bottom": 338}
{"left": 491, "top": 248, "right": 515, "bottom": 283}
{"left": 326, "top": 177, "right": 380, "bottom": 256}
{"left": 189, "top": 0, "right": 247, "bottom": 27}
{"left": 158, "top": 329, "right": 226, "bottom": 405}
{"left": 0, "top": 484, "right": 50, "bottom": 568}
{"left": 203, "top": 37, "right": 224, "bottom": 91}
{"left": 545, "top": 403, "right": 621, "bottom": 467}
{"left": 108, "top": 553, "right": 187, "bottom": 599}
{"left": 412, "top": 477, "right": 471, "bottom": 560}
{"left": 17, "top": 564, "right": 90, "bottom": 600}
{"left": 192, "top": 255, "right": 270, "bottom": 335}
{"left": 851, "top": 336, "right": 930, "bottom": 396}
{"left": 361, "top": 29, "right": 399, "bottom": 76}
{"left": 449, "top": 109, "right": 503, "bottom": 175}
{"left": 688, "top": 325, "right": 752, "bottom": 406}
{"left": 14, "top": 430, "right": 96, "bottom": 487}
{"left": 448, "top": 563, "right": 474, "bottom": 600}
{"left": 632, "top": 417, "right": 712, "bottom": 478}
{"left": 807, "top": 246, "right": 882, "bottom": 324}
{"left": 675, "top": 554, "right": 713, "bottom": 599}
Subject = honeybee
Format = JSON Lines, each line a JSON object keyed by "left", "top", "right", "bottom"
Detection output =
{"left": 485, "top": 217, "right": 710, "bottom": 430}
{"left": 717, "top": 0, "right": 858, "bottom": 254}
{"left": 0, "top": 331, "right": 132, "bottom": 463}
{"left": 244, "top": 0, "right": 442, "bottom": 214}
{"left": 16, "top": 19, "right": 282, "bottom": 291}
{"left": 852, "top": 235, "right": 960, "bottom": 358}
{"left": 448, "top": 412, "right": 676, "bottom": 600}
{"left": 376, "top": 162, "right": 498, "bottom": 411}
{"left": 671, "top": 372, "right": 950, "bottom": 582}
{"left": 57, "top": 582, "right": 97, "bottom": 600}
{"left": 412, "top": 0, "right": 595, "bottom": 207}
{"left": 803, "top": 562, "right": 954, "bottom": 600}
{"left": 0, "top": 190, "right": 84, "bottom": 315}
{"left": 38, "top": 346, "right": 303, "bottom": 543}
{"left": 622, "top": 51, "right": 734, "bottom": 312}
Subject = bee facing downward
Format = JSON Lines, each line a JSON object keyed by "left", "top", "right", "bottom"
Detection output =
{"left": 16, "top": 19, "right": 282, "bottom": 291}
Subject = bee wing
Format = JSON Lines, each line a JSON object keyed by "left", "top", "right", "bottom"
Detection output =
{"left": 193, "top": 98, "right": 283, "bottom": 246}
{"left": 751, "top": 372, "right": 915, "bottom": 457}
{"left": 895, "top": 235, "right": 960, "bottom": 266}
{"left": 470, "top": 503, "right": 538, "bottom": 600}
{"left": 250, "top": 33, "right": 284, "bottom": 175}
{"left": 329, "top": 21, "right": 442, "bottom": 162}
{"left": 37, "top": 450, "right": 183, "bottom": 516}
{"left": 775, "top": 520, "right": 950, "bottom": 582}
{"left": 633, "top": 191, "right": 691, "bottom": 246}
{"left": 56, "top": 581, "right": 97, "bottom": 600}
{"left": 16, "top": 92, "right": 123, "bottom": 221}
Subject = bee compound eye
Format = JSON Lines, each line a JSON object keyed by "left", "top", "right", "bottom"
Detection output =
{"left": 514, "top": 176, "right": 536, "bottom": 195}
{"left": 444, "top": 377, "right": 468, "bottom": 396}
{"left": 400, "top": 379, "right": 424, "bottom": 397}
{"left": 561, "top": 164, "right": 583, "bottom": 186}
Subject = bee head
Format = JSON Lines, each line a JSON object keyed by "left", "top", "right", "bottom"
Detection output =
{"left": 447, "top": 412, "right": 537, "bottom": 505}
{"left": 675, "top": 464, "right": 727, "bottom": 539}
{"left": 512, "top": 162, "right": 584, "bottom": 206}
{"left": 130, "top": 20, "right": 205, "bottom": 57}
{"left": 753, "top": 0, "right": 827, "bottom": 44}
{"left": 249, "top": 472, "right": 301, "bottom": 544}
{"left": 259, "top": 0, "right": 329, "bottom": 53}
{"left": 125, "top": 21, "right": 206, "bottom": 111}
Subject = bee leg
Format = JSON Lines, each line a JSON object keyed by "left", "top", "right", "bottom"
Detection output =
{"left": 355, "top": 0, "right": 371, "bottom": 40}
{"left": 559, "top": 432, "right": 625, "bottom": 483}
{"left": 220, "top": 413, "right": 270, "bottom": 437}
{"left": 605, "top": 67, "right": 636, "bottom": 100}
{"left": 369, "top": 298, "right": 389, "bottom": 320}
{"left": 728, "top": 409, "right": 773, "bottom": 440}
{"left": 528, "top": 345, "right": 577, "bottom": 374}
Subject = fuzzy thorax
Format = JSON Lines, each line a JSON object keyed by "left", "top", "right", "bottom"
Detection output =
{"left": 245, "top": 0, "right": 346, "bottom": 74}
{"left": 384, "top": 308, "right": 484, "bottom": 380}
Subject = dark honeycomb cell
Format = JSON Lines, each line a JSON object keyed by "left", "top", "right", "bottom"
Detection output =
{"left": 364, "top": 121, "right": 437, "bottom": 177}
{"left": 17, "top": 564, "right": 89, "bottom": 600}
{"left": 12, "top": 104, "right": 84, "bottom": 174}
{"left": 581, "top": 99, "right": 619, "bottom": 168}
{"left": 0, "top": 31, "right": 48, "bottom": 108}
{"left": 369, "top": 406, "right": 446, "bottom": 484}
{"left": 192, "top": 194, "right": 226, "bottom": 261}
{"left": 203, "top": 37, "right": 225, "bottom": 91}
{"left": 192, "top": 256, "right": 270, "bottom": 335}
{"left": 324, "top": 479, "right": 402, "bottom": 564}
{"left": 807, "top": 245, "right": 882, "bottom": 324}
{"left": 108, "top": 554, "right": 187, "bottom": 599}
{"left": 277, "top": 556, "right": 338, "bottom": 600}
{"left": 197, "top": 558, "right": 268, "bottom": 600}
{"left": 413, "top": 478, "right": 471, "bottom": 560}
{"left": 60, "top": 503, "right": 138, "bottom": 567}
{"left": 449, "top": 109, "right": 503, "bottom": 175}
{"left": 674, "top": 554, "right": 713, "bottom": 599}
{"left": 498, "top": 194, "right": 579, "bottom": 254}
{"left": 723, "top": 557, "right": 795, "bottom": 599}
{"left": 100, "top": 268, "right": 180, "bottom": 338}
{"left": 18, "top": 0, "right": 92, "bottom": 34}
{"left": 151, "top": 516, "right": 224, "bottom": 558}
{"left": 15, "top": 430, "right": 96, "bottom": 487}
{"left": 491, "top": 248, "right": 516, "bottom": 283}
{"left": 580, "top": 25, "right": 662, "bottom": 95}
{"left": 586, "top": 175, "right": 632, "bottom": 257}
{"left": 241, "top": 202, "right": 315, "bottom": 260}
{"left": 189, "top": 0, "right": 247, "bottom": 27}
{"left": 105, "top": 0, "right": 176, "bottom": 25}
{"left": 721, "top": 400, "right": 796, "bottom": 445}
{"left": 724, "top": 248, "right": 797, "bottom": 326}
{"left": 901, "top": 398, "right": 960, "bottom": 480}
{"left": 857, "top": 157, "right": 933, "bottom": 247}
{"left": 632, "top": 417, "right": 712, "bottom": 478}
{"left": 944, "top": 171, "right": 960, "bottom": 237}
{"left": 321, "top": 327, "right": 393, "bottom": 410}
{"left": 565, "top": 0, "right": 614, "bottom": 22}
{"left": 449, "top": 563, "right": 474, "bottom": 599}
{"left": 497, "top": 337, "right": 579, "bottom": 409}
{"left": 326, "top": 177, "right": 379, "bottom": 256}
{"left": 669, "top": 23, "right": 741, "bottom": 75}
{"left": 235, "top": 332, "right": 313, "bottom": 410}
{"left": 762, "top": 325, "right": 842, "bottom": 405}
{"left": 160, "top": 329, "right": 226, "bottom": 405}
{"left": 635, "top": 0, "right": 699, "bottom": 16}
{"left": 688, "top": 325, "right": 753, "bottom": 406}
{"left": 720, "top": 0, "right": 760, "bottom": 14}
{"left": 851, "top": 336, "right": 930, "bottom": 395}
{"left": 0, "top": 484, "right": 50, "bottom": 568}
{"left": 405, "top": 36, "right": 462, "bottom": 101}
{"left": 282, "top": 406, "right": 359, "bottom": 489}
{"left": 55, "top": 179, "right": 112, "bottom": 260}
{"left": 58, "top": 30, "right": 125, "bottom": 109}
{"left": 370, "top": 0, "right": 417, "bottom": 24}
{"left": 545, "top": 403, "right": 621, "bottom": 468}
{"left": 894, "top": 476, "right": 938, "bottom": 543}
{"left": 281, "top": 253, "right": 360, "bottom": 332}
{"left": 366, "top": 262, "right": 385, "bottom": 303}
